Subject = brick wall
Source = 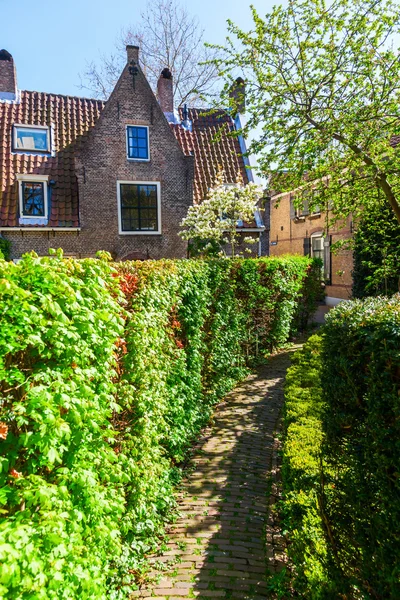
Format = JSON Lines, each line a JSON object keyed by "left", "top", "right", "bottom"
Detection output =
{"left": 269, "top": 192, "right": 353, "bottom": 300}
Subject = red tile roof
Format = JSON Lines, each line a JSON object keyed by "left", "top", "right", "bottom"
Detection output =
{"left": 0, "top": 91, "right": 103, "bottom": 227}
{"left": 0, "top": 93, "right": 249, "bottom": 227}
{"left": 173, "top": 107, "right": 249, "bottom": 203}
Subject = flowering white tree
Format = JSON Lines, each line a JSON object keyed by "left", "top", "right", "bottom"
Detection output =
{"left": 179, "top": 171, "right": 263, "bottom": 257}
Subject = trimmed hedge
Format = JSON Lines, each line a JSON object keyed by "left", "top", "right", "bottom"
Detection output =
{"left": 0, "top": 253, "right": 319, "bottom": 599}
{"left": 282, "top": 294, "right": 400, "bottom": 599}
{"left": 323, "top": 294, "right": 400, "bottom": 599}
{"left": 282, "top": 334, "right": 334, "bottom": 598}
{"left": 352, "top": 200, "right": 400, "bottom": 298}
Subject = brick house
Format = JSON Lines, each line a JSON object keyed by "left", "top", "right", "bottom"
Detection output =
{"left": 268, "top": 190, "right": 353, "bottom": 305}
{"left": 0, "top": 46, "right": 265, "bottom": 260}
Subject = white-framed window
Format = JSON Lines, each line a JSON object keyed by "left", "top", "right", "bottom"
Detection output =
{"left": 117, "top": 181, "right": 161, "bottom": 235}
{"left": 310, "top": 231, "right": 331, "bottom": 283}
{"left": 292, "top": 190, "right": 321, "bottom": 219}
{"left": 13, "top": 124, "right": 50, "bottom": 153}
{"left": 17, "top": 174, "right": 49, "bottom": 222}
{"left": 126, "top": 125, "right": 150, "bottom": 161}
{"left": 311, "top": 232, "right": 324, "bottom": 261}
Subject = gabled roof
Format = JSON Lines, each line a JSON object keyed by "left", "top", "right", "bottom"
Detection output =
{"left": 0, "top": 92, "right": 250, "bottom": 228}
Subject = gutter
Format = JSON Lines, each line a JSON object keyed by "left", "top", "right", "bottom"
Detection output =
{"left": 0, "top": 227, "right": 81, "bottom": 232}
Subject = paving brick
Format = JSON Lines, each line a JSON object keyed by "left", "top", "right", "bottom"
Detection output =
{"left": 136, "top": 348, "right": 299, "bottom": 597}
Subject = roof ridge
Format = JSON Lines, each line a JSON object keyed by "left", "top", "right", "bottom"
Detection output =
{"left": 21, "top": 89, "right": 105, "bottom": 104}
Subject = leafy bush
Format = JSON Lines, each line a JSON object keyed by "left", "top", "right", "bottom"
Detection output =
{"left": 0, "top": 237, "right": 11, "bottom": 261}
{"left": 0, "top": 251, "right": 125, "bottom": 599}
{"left": 322, "top": 294, "right": 400, "bottom": 599}
{"left": 282, "top": 294, "right": 400, "bottom": 599}
{"left": 352, "top": 200, "right": 400, "bottom": 298}
{"left": 282, "top": 335, "right": 336, "bottom": 598}
{"left": 0, "top": 253, "right": 318, "bottom": 599}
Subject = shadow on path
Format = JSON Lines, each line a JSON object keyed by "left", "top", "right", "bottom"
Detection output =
{"left": 134, "top": 344, "right": 301, "bottom": 600}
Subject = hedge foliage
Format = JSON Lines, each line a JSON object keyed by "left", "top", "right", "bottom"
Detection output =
{"left": 0, "top": 252, "right": 319, "bottom": 599}
{"left": 352, "top": 200, "right": 400, "bottom": 298}
{"left": 282, "top": 294, "right": 400, "bottom": 599}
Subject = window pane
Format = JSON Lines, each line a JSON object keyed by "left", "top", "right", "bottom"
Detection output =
{"left": 127, "top": 126, "right": 149, "bottom": 160}
{"left": 22, "top": 182, "right": 45, "bottom": 216}
{"left": 15, "top": 127, "right": 49, "bottom": 152}
{"left": 311, "top": 236, "right": 324, "bottom": 273}
{"left": 119, "top": 183, "right": 158, "bottom": 231}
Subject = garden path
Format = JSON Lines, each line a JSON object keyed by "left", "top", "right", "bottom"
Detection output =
{"left": 132, "top": 343, "right": 303, "bottom": 600}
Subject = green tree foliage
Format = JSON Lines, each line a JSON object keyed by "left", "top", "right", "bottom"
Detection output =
{"left": 0, "top": 253, "right": 319, "bottom": 598}
{"left": 352, "top": 198, "right": 400, "bottom": 297}
{"left": 281, "top": 294, "right": 400, "bottom": 598}
{"left": 211, "top": 0, "right": 400, "bottom": 225}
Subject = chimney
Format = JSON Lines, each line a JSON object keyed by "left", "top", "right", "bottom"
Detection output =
{"left": 230, "top": 77, "right": 246, "bottom": 115}
{"left": 126, "top": 45, "right": 139, "bottom": 64}
{"left": 157, "top": 68, "right": 173, "bottom": 114}
{"left": 0, "top": 50, "right": 17, "bottom": 100}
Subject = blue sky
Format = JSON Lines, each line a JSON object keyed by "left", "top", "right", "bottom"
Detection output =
{"left": 0, "top": 0, "right": 273, "bottom": 97}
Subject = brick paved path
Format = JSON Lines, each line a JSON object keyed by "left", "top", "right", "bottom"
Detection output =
{"left": 133, "top": 346, "right": 301, "bottom": 600}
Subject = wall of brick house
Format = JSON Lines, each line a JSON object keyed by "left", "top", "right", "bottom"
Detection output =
{"left": 73, "top": 57, "right": 193, "bottom": 261}
{"left": 269, "top": 192, "right": 353, "bottom": 300}
{"left": 3, "top": 54, "right": 194, "bottom": 261}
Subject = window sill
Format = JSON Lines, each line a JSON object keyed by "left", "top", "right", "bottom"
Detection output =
{"left": 309, "top": 213, "right": 321, "bottom": 219}
{"left": 126, "top": 157, "right": 151, "bottom": 162}
{"left": 119, "top": 230, "right": 162, "bottom": 236}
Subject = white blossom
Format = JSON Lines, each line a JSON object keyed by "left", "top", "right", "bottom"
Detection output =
{"left": 179, "top": 170, "right": 263, "bottom": 257}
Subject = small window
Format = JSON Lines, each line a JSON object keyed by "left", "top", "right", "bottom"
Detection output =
{"left": 126, "top": 126, "right": 149, "bottom": 160}
{"left": 17, "top": 175, "right": 49, "bottom": 223}
{"left": 13, "top": 125, "right": 50, "bottom": 153}
{"left": 21, "top": 182, "right": 45, "bottom": 216}
{"left": 118, "top": 182, "right": 160, "bottom": 234}
{"left": 310, "top": 232, "right": 331, "bottom": 284}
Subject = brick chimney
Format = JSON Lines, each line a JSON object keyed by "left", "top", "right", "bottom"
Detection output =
{"left": 0, "top": 50, "right": 17, "bottom": 100}
{"left": 126, "top": 45, "right": 139, "bottom": 64}
{"left": 230, "top": 77, "right": 246, "bottom": 115}
{"left": 157, "top": 68, "right": 174, "bottom": 114}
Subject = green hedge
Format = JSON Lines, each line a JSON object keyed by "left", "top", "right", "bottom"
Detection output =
{"left": 352, "top": 200, "right": 400, "bottom": 298}
{"left": 0, "top": 253, "right": 318, "bottom": 599}
{"left": 282, "top": 294, "right": 400, "bottom": 599}
{"left": 282, "top": 334, "right": 335, "bottom": 598}
{"left": 322, "top": 294, "right": 400, "bottom": 598}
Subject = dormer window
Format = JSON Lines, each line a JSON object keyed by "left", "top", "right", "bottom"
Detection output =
{"left": 16, "top": 174, "right": 49, "bottom": 224}
{"left": 126, "top": 125, "right": 149, "bottom": 161}
{"left": 13, "top": 124, "right": 50, "bottom": 153}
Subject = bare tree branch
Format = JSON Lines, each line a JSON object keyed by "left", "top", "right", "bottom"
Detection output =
{"left": 78, "top": 0, "right": 220, "bottom": 106}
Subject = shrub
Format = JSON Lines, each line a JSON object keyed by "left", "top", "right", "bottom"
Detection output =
{"left": 0, "top": 251, "right": 125, "bottom": 599}
{"left": 282, "top": 335, "right": 336, "bottom": 598}
{"left": 0, "top": 253, "right": 318, "bottom": 599}
{"left": 0, "top": 237, "right": 11, "bottom": 261}
{"left": 322, "top": 294, "right": 400, "bottom": 599}
{"left": 282, "top": 294, "right": 400, "bottom": 599}
{"left": 352, "top": 200, "right": 400, "bottom": 298}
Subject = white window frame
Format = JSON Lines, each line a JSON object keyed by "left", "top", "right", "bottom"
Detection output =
{"left": 310, "top": 231, "right": 324, "bottom": 255}
{"left": 126, "top": 125, "right": 150, "bottom": 162}
{"left": 13, "top": 124, "right": 51, "bottom": 154}
{"left": 17, "top": 174, "right": 49, "bottom": 221}
{"left": 117, "top": 180, "right": 161, "bottom": 235}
